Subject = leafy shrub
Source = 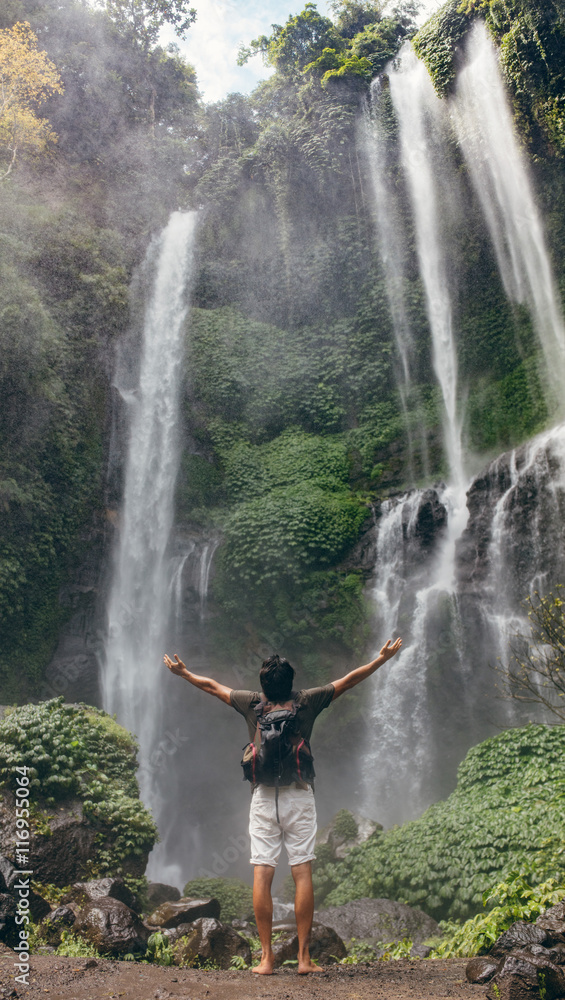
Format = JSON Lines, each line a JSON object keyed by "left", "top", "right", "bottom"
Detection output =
{"left": 332, "top": 808, "right": 359, "bottom": 842}
{"left": 432, "top": 871, "right": 565, "bottom": 957}
{"left": 0, "top": 698, "right": 158, "bottom": 876}
{"left": 182, "top": 877, "right": 253, "bottom": 923}
{"left": 315, "top": 724, "right": 565, "bottom": 919}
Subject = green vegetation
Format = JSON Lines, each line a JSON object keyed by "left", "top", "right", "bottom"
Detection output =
{"left": 182, "top": 877, "right": 254, "bottom": 923}
{"left": 497, "top": 588, "right": 565, "bottom": 723}
{"left": 0, "top": 698, "right": 158, "bottom": 877}
{"left": 1, "top": 0, "right": 565, "bottom": 694}
{"left": 311, "top": 724, "right": 565, "bottom": 919}
{"left": 432, "top": 871, "right": 565, "bottom": 957}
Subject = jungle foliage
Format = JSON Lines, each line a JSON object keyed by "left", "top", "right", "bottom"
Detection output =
{"left": 1, "top": 0, "right": 565, "bottom": 693}
{"left": 310, "top": 724, "right": 565, "bottom": 920}
{"left": 0, "top": 698, "right": 158, "bottom": 877}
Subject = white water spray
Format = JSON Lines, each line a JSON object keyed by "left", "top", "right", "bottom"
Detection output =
{"left": 453, "top": 22, "right": 565, "bottom": 401}
{"left": 102, "top": 211, "right": 197, "bottom": 818}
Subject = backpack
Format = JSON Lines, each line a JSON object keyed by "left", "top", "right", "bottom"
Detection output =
{"left": 241, "top": 692, "right": 315, "bottom": 820}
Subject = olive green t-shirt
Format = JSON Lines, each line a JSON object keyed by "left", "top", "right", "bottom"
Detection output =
{"left": 230, "top": 685, "right": 335, "bottom": 744}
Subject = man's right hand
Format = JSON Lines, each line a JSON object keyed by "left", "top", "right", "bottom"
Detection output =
{"left": 164, "top": 653, "right": 186, "bottom": 677}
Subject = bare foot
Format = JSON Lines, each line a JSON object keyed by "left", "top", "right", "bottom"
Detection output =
{"left": 297, "top": 958, "right": 324, "bottom": 974}
{"left": 252, "top": 956, "right": 275, "bottom": 975}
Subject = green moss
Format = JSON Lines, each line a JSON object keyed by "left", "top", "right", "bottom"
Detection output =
{"left": 413, "top": 0, "right": 474, "bottom": 97}
{"left": 313, "top": 724, "right": 565, "bottom": 919}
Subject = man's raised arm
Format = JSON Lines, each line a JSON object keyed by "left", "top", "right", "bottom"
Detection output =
{"left": 331, "top": 638, "right": 402, "bottom": 700}
{"left": 164, "top": 653, "right": 233, "bottom": 705}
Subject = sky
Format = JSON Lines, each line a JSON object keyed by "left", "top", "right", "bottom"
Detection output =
{"left": 162, "top": 0, "right": 446, "bottom": 103}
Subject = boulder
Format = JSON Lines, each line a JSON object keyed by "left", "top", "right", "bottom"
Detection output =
{"left": 74, "top": 897, "right": 149, "bottom": 955}
{"left": 146, "top": 882, "right": 181, "bottom": 910}
{"left": 0, "top": 796, "right": 96, "bottom": 886}
{"left": 147, "top": 897, "right": 220, "bottom": 929}
{"left": 169, "top": 917, "right": 251, "bottom": 969}
{"left": 269, "top": 923, "right": 346, "bottom": 967}
{"left": 315, "top": 898, "right": 439, "bottom": 949}
{"left": 0, "top": 857, "right": 16, "bottom": 893}
{"left": 491, "top": 920, "right": 548, "bottom": 957}
{"left": 41, "top": 905, "right": 76, "bottom": 946}
{"left": 71, "top": 877, "right": 138, "bottom": 911}
{"left": 486, "top": 951, "right": 565, "bottom": 1000}
{"left": 28, "top": 889, "right": 51, "bottom": 923}
{"left": 0, "top": 893, "right": 17, "bottom": 946}
{"left": 537, "top": 903, "right": 565, "bottom": 945}
{"left": 466, "top": 955, "right": 500, "bottom": 983}
{"left": 317, "top": 812, "right": 382, "bottom": 861}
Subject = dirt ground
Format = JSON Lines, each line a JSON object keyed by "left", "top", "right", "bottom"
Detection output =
{"left": 0, "top": 945, "right": 485, "bottom": 1000}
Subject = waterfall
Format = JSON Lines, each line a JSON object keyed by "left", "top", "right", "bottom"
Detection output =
{"left": 389, "top": 46, "right": 465, "bottom": 494}
{"left": 452, "top": 22, "right": 565, "bottom": 404}
{"left": 102, "top": 212, "right": 197, "bottom": 862}
{"left": 362, "top": 80, "right": 428, "bottom": 479}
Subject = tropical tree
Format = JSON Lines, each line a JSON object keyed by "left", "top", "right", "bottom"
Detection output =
{"left": 238, "top": 3, "right": 344, "bottom": 77}
{"left": 0, "top": 21, "right": 63, "bottom": 180}
{"left": 103, "top": 0, "right": 197, "bottom": 52}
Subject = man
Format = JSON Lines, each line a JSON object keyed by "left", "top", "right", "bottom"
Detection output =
{"left": 164, "top": 637, "right": 402, "bottom": 975}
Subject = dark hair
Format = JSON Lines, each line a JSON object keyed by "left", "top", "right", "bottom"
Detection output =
{"left": 259, "top": 654, "right": 295, "bottom": 703}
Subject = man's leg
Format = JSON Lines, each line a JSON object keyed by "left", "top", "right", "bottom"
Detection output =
{"left": 252, "top": 863, "right": 275, "bottom": 975}
{"left": 291, "top": 861, "right": 322, "bottom": 974}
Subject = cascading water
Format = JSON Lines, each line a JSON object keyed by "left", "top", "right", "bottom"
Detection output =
{"left": 363, "top": 27, "right": 565, "bottom": 825}
{"left": 452, "top": 22, "right": 565, "bottom": 403}
{"left": 102, "top": 211, "right": 198, "bottom": 876}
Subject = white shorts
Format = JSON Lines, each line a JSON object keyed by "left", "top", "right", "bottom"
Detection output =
{"left": 249, "top": 784, "right": 317, "bottom": 868}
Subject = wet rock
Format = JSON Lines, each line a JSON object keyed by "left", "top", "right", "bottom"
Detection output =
{"left": 490, "top": 920, "right": 548, "bottom": 956}
{"left": 231, "top": 918, "right": 255, "bottom": 935}
{"left": 466, "top": 955, "right": 500, "bottom": 983}
{"left": 269, "top": 922, "right": 346, "bottom": 967}
{"left": 74, "top": 897, "right": 149, "bottom": 955}
{"left": 147, "top": 897, "right": 220, "bottom": 929}
{"left": 0, "top": 857, "right": 16, "bottom": 893}
{"left": 315, "top": 898, "right": 439, "bottom": 949}
{"left": 170, "top": 917, "right": 251, "bottom": 969}
{"left": 486, "top": 950, "right": 565, "bottom": 1000}
{"left": 28, "top": 889, "right": 51, "bottom": 923}
{"left": 146, "top": 882, "right": 181, "bottom": 910}
{"left": 41, "top": 905, "right": 76, "bottom": 946}
{"left": 537, "top": 903, "right": 565, "bottom": 945}
{"left": 72, "top": 877, "right": 138, "bottom": 911}
{"left": 0, "top": 797, "right": 96, "bottom": 886}
{"left": 0, "top": 893, "right": 17, "bottom": 946}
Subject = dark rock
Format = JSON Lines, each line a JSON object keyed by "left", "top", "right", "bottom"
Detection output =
{"left": 486, "top": 951, "right": 565, "bottom": 1000}
{"left": 411, "top": 943, "right": 432, "bottom": 958}
{"left": 269, "top": 923, "right": 346, "bottom": 967}
{"left": 315, "top": 898, "right": 439, "bottom": 949}
{"left": 147, "top": 897, "right": 221, "bottom": 929}
{"left": 466, "top": 955, "right": 500, "bottom": 983}
{"left": 74, "top": 897, "right": 149, "bottom": 955}
{"left": 0, "top": 893, "right": 17, "bottom": 946}
{"left": 28, "top": 889, "right": 51, "bottom": 923}
{"left": 41, "top": 905, "right": 76, "bottom": 946}
{"left": 0, "top": 796, "right": 97, "bottom": 886}
{"left": 528, "top": 943, "right": 565, "bottom": 965}
{"left": 72, "top": 877, "right": 137, "bottom": 911}
{"left": 170, "top": 917, "right": 251, "bottom": 969}
{"left": 491, "top": 920, "right": 548, "bottom": 956}
{"left": 0, "top": 857, "right": 16, "bottom": 893}
{"left": 537, "top": 903, "right": 565, "bottom": 945}
{"left": 146, "top": 882, "right": 181, "bottom": 909}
